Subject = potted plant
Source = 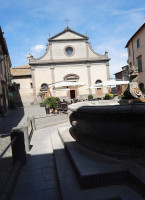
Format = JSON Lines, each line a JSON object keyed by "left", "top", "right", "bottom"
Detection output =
{"left": 88, "top": 94, "right": 93, "bottom": 101}
{"left": 104, "top": 93, "right": 114, "bottom": 100}
{"left": 44, "top": 97, "right": 60, "bottom": 114}
{"left": 45, "top": 104, "right": 50, "bottom": 114}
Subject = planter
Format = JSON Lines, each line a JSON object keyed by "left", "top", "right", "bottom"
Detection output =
{"left": 51, "top": 109, "right": 57, "bottom": 114}
{"left": 45, "top": 107, "right": 50, "bottom": 114}
{"left": 40, "top": 103, "right": 45, "bottom": 107}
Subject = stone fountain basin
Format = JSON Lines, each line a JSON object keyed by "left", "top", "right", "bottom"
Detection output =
{"left": 68, "top": 100, "right": 145, "bottom": 148}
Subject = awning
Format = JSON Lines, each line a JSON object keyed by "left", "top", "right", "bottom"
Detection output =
{"left": 53, "top": 81, "right": 85, "bottom": 89}
{"left": 93, "top": 80, "right": 129, "bottom": 87}
{"left": 85, "top": 86, "right": 102, "bottom": 90}
{"left": 53, "top": 88, "right": 69, "bottom": 91}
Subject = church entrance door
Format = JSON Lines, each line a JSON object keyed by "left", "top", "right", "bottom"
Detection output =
{"left": 70, "top": 90, "right": 75, "bottom": 99}
{"left": 96, "top": 88, "right": 102, "bottom": 97}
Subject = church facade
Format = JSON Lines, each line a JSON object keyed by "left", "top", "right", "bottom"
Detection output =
{"left": 26, "top": 27, "right": 110, "bottom": 102}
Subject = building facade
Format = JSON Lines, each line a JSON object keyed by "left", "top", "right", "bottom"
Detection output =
{"left": 11, "top": 65, "right": 33, "bottom": 106}
{"left": 125, "top": 23, "right": 145, "bottom": 93}
{"left": 114, "top": 65, "right": 129, "bottom": 95}
{"left": 27, "top": 27, "right": 110, "bottom": 102}
{"left": 0, "top": 27, "right": 12, "bottom": 112}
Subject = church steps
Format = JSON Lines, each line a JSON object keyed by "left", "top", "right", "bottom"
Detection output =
{"left": 51, "top": 127, "right": 144, "bottom": 200}
{"left": 58, "top": 127, "right": 128, "bottom": 189}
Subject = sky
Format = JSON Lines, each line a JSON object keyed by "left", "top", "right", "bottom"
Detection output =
{"left": 1, "top": 0, "right": 145, "bottom": 78}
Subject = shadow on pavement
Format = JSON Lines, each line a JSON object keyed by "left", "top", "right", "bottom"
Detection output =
{"left": 0, "top": 107, "right": 24, "bottom": 135}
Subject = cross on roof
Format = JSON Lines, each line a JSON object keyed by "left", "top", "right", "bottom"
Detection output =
{"left": 65, "top": 18, "right": 69, "bottom": 27}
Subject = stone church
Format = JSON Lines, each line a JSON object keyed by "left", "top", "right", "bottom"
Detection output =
{"left": 12, "top": 27, "right": 110, "bottom": 105}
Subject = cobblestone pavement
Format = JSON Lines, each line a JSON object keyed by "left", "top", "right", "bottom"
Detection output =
{"left": 11, "top": 123, "right": 70, "bottom": 200}
{"left": 0, "top": 105, "right": 70, "bottom": 198}
{"left": 0, "top": 104, "right": 70, "bottom": 134}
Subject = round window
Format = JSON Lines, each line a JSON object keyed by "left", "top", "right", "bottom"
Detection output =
{"left": 65, "top": 47, "right": 73, "bottom": 56}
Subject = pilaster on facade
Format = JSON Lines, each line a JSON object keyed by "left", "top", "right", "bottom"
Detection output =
{"left": 50, "top": 67, "right": 56, "bottom": 96}
{"left": 106, "top": 62, "right": 110, "bottom": 80}
{"left": 49, "top": 43, "right": 53, "bottom": 61}
{"left": 87, "top": 65, "right": 92, "bottom": 94}
{"left": 31, "top": 68, "right": 37, "bottom": 103}
{"left": 86, "top": 41, "right": 89, "bottom": 60}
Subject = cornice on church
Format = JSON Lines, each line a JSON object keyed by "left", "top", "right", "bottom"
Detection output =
{"left": 29, "top": 58, "right": 110, "bottom": 66}
{"left": 27, "top": 27, "right": 110, "bottom": 65}
{"left": 48, "top": 26, "right": 89, "bottom": 42}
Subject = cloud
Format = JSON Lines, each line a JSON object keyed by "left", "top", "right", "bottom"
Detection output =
{"left": 120, "top": 53, "right": 128, "bottom": 58}
{"left": 31, "top": 44, "right": 45, "bottom": 52}
{"left": 111, "top": 7, "right": 145, "bottom": 16}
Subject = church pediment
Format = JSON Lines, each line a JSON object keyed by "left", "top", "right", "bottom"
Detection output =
{"left": 49, "top": 27, "right": 88, "bottom": 41}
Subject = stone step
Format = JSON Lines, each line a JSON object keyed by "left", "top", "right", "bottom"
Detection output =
{"left": 58, "top": 127, "right": 129, "bottom": 189}
{"left": 51, "top": 127, "right": 144, "bottom": 200}
{"left": 59, "top": 127, "right": 145, "bottom": 196}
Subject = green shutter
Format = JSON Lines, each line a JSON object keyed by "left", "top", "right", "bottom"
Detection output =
{"left": 137, "top": 38, "right": 140, "bottom": 48}
{"left": 137, "top": 56, "right": 142, "bottom": 72}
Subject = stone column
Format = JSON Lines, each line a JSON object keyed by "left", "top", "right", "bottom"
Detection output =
{"left": 86, "top": 42, "right": 89, "bottom": 60}
{"left": 87, "top": 65, "right": 92, "bottom": 94}
{"left": 50, "top": 43, "right": 53, "bottom": 61}
{"left": 50, "top": 67, "right": 55, "bottom": 96}
{"left": 106, "top": 62, "right": 110, "bottom": 80}
{"left": 31, "top": 67, "right": 37, "bottom": 103}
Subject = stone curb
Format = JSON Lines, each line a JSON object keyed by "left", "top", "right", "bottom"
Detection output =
{"left": 36, "top": 119, "right": 69, "bottom": 130}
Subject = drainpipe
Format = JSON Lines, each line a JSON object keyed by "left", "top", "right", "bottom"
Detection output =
{"left": 131, "top": 41, "right": 135, "bottom": 66}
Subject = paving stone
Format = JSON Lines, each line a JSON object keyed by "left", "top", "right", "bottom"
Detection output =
{"left": 14, "top": 179, "right": 57, "bottom": 194}
{"left": 11, "top": 124, "right": 65, "bottom": 200}
{"left": 11, "top": 192, "right": 35, "bottom": 200}
{"left": 9, "top": 120, "right": 145, "bottom": 200}
{"left": 35, "top": 189, "right": 60, "bottom": 200}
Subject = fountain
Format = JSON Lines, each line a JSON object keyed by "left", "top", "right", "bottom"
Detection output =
{"left": 68, "top": 66, "right": 145, "bottom": 155}
{"left": 57, "top": 66, "right": 145, "bottom": 198}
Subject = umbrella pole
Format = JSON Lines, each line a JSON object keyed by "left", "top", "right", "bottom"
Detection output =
{"left": 48, "top": 87, "right": 52, "bottom": 97}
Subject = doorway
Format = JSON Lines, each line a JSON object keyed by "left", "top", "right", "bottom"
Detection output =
{"left": 70, "top": 90, "right": 75, "bottom": 99}
{"left": 2, "top": 87, "right": 6, "bottom": 111}
{"left": 96, "top": 88, "right": 102, "bottom": 97}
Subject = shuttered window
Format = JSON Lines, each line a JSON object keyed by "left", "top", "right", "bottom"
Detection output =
{"left": 137, "top": 38, "right": 140, "bottom": 48}
{"left": 137, "top": 55, "right": 142, "bottom": 72}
